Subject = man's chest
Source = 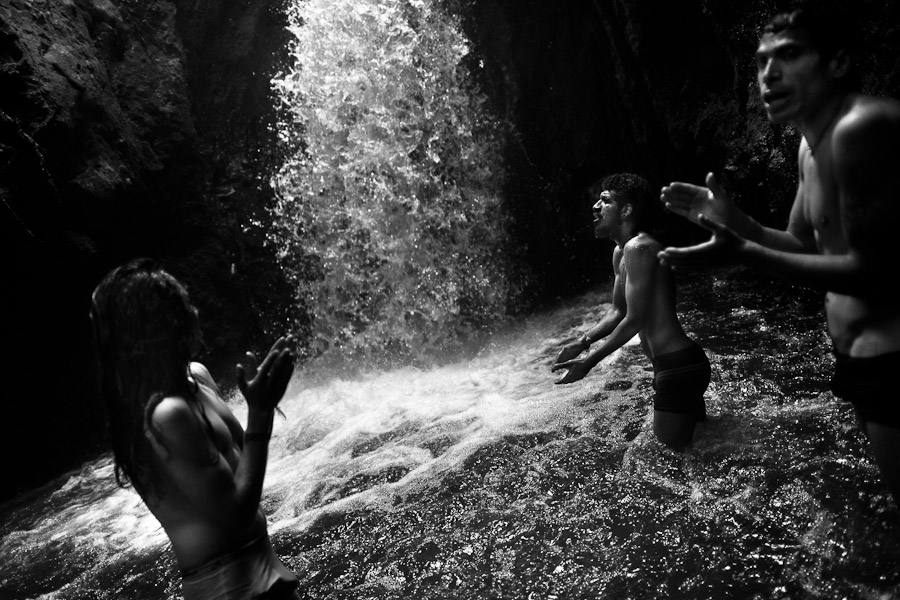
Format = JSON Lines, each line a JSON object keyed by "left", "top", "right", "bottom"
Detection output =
{"left": 800, "top": 150, "right": 845, "bottom": 250}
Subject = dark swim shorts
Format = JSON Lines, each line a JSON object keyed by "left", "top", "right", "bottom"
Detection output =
{"left": 830, "top": 349, "right": 900, "bottom": 428}
{"left": 652, "top": 343, "right": 711, "bottom": 420}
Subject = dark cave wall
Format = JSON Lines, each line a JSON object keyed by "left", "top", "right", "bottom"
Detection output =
{"left": 169, "top": 0, "right": 295, "bottom": 372}
{"left": 455, "top": 0, "right": 900, "bottom": 303}
{"left": 0, "top": 0, "right": 290, "bottom": 500}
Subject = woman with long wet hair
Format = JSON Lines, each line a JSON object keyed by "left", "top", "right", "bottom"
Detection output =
{"left": 91, "top": 258, "right": 301, "bottom": 599}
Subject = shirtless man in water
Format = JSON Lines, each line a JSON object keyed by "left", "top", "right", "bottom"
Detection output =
{"left": 552, "top": 173, "right": 710, "bottom": 450}
{"left": 91, "top": 258, "right": 300, "bottom": 599}
{"left": 658, "top": 3, "right": 900, "bottom": 505}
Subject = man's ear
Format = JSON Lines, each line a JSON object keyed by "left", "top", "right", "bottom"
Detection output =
{"left": 620, "top": 203, "right": 633, "bottom": 219}
{"left": 830, "top": 49, "right": 852, "bottom": 80}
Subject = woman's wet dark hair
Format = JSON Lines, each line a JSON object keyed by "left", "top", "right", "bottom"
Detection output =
{"left": 91, "top": 258, "right": 202, "bottom": 499}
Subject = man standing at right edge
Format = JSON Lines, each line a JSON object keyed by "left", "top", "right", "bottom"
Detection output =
{"left": 658, "top": 2, "right": 900, "bottom": 507}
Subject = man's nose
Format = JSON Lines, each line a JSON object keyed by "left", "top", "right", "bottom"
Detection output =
{"left": 592, "top": 199, "right": 603, "bottom": 211}
{"left": 760, "top": 58, "right": 780, "bottom": 83}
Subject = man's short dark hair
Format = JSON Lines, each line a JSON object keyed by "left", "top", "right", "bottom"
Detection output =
{"left": 589, "top": 172, "right": 657, "bottom": 231}
{"left": 763, "top": 2, "right": 860, "bottom": 88}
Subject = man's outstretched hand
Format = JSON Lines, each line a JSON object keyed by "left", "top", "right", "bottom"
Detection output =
{"left": 660, "top": 172, "right": 737, "bottom": 228}
{"left": 554, "top": 341, "right": 586, "bottom": 366}
{"left": 657, "top": 214, "right": 748, "bottom": 270}
{"left": 551, "top": 359, "right": 591, "bottom": 384}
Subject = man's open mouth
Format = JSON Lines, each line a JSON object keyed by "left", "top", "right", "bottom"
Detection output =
{"left": 762, "top": 89, "right": 790, "bottom": 104}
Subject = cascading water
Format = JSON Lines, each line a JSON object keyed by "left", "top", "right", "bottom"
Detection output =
{"left": 268, "top": 0, "right": 516, "bottom": 367}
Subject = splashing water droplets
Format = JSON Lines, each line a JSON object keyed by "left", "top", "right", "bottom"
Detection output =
{"left": 269, "top": 0, "right": 515, "bottom": 367}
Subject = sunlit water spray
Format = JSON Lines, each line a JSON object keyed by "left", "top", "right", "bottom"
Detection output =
{"left": 268, "top": 0, "right": 515, "bottom": 365}
{"left": 257, "top": 299, "right": 638, "bottom": 533}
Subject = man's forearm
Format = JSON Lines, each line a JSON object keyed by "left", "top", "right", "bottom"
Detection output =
{"left": 735, "top": 212, "right": 808, "bottom": 253}
{"left": 584, "top": 318, "right": 642, "bottom": 369}
{"left": 583, "top": 311, "right": 624, "bottom": 346}
{"left": 739, "top": 243, "right": 871, "bottom": 294}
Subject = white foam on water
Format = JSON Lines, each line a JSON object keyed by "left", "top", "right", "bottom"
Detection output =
{"left": 228, "top": 301, "right": 635, "bottom": 531}
{"left": 1, "top": 293, "right": 623, "bottom": 585}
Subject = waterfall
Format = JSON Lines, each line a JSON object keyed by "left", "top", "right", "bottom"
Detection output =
{"left": 269, "top": 0, "right": 515, "bottom": 368}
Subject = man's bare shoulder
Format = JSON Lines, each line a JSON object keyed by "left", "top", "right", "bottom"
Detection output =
{"left": 833, "top": 95, "right": 900, "bottom": 183}
{"left": 837, "top": 95, "right": 900, "bottom": 140}
{"left": 623, "top": 233, "right": 663, "bottom": 256}
{"left": 622, "top": 234, "right": 663, "bottom": 273}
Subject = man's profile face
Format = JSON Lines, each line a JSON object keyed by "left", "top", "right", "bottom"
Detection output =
{"left": 756, "top": 28, "right": 835, "bottom": 124}
{"left": 592, "top": 189, "right": 621, "bottom": 239}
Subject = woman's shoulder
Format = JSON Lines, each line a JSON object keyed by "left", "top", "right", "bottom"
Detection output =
{"left": 189, "top": 362, "right": 215, "bottom": 385}
{"left": 149, "top": 395, "right": 198, "bottom": 437}
{"left": 190, "top": 361, "right": 225, "bottom": 396}
{"left": 148, "top": 394, "right": 220, "bottom": 465}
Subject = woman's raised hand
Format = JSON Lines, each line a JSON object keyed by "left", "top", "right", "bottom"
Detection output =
{"left": 236, "top": 335, "right": 296, "bottom": 411}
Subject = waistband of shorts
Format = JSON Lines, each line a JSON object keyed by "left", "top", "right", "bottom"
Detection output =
{"left": 181, "top": 534, "right": 269, "bottom": 578}
{"left": 652, "top": 342, "right": 707, "bottom": 372}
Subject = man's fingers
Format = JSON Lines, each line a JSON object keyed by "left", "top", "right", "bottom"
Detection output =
{"left": 657, "top": 246, "right": 714, "bottom": 269}
{"left": 697, "top": 214, "right": 727, "bottom": 232}
{"left": 659, "top": 243, "right": 701, "bottom": 261}
{"left": 666, "top": 181, "right": 705, "bottom": 195}
{"left": 236, "top": 364, "right": 248, "bottom": 394}
{"left": 555, "top": 371, "right": 579, "bottom": 385}
{"left": 662, "top": 182, "right": 708, "bottom": 220}
{"left": 706, "top": 172, "right": 731, "bottom": 202}
{"left": 663, "top": 203, "right": 692, "bottom": 220}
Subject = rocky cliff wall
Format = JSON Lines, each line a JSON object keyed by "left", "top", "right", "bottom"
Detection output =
{"left": 0, "top": 0, "right": 290, "bottom": 499}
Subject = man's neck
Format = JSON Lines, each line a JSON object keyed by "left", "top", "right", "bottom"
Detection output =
{"left": 798, "top": 92, "right": 850, "bottom": 154}
{"left": 613, "top": 225, "right": 638, "bottom": 248}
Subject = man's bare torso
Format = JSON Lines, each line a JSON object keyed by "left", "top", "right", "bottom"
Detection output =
{"left": 616, "top": 234, "right": 692, "bottom": 359}
{"left": 799, "top": 95, "right": 900, "bottom": 357}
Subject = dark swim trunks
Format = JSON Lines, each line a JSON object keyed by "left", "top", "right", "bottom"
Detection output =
{"left": 830, "top": 349, "right": 900, "bottom": 428}
{"left": 652, "top": 343, "right": 711, "bottom": 420}
{"left": 181, "top": 534, "right": 299, "bottom": 600}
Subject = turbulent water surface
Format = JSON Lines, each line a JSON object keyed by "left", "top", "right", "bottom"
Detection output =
{"left": 2, "top": 268, "right": 899, "bottom": 600}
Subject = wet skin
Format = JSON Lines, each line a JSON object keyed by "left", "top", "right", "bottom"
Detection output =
{"left": 553, "top": 191, "right": 702, "bottom": 449}
{"left": 658, "top": 27, "right": 900, "bottom": 502}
